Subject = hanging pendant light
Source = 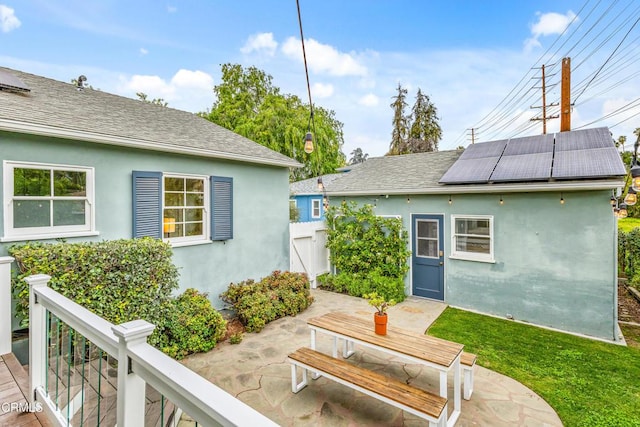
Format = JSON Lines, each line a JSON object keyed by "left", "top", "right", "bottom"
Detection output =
{"left": 619, "top": 203, "right": 629, "bottom": 218}
{"left": 624, "top": 187, "right": 637, "bottom": 206}
{"left": 304, "top": 131, "right": 314, "bottom": 154}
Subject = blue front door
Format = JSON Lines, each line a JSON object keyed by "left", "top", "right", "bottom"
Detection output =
{"left": 411, "top": 214, "right": 445, "bottom": 301}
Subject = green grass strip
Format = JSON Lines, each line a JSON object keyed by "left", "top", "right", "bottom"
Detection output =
{"left": 427, "top": 307, "right": 640, "bottom": 427}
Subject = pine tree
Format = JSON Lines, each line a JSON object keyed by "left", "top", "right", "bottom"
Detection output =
{"left": 407, "top": 88, "right": 441, "bottom": 153}
{"left": 388, "top": 83, "right": 409, "bottom": 155}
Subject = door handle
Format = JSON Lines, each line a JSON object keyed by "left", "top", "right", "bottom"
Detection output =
{"left": 439, "top": 262, "right": 443, "bottom": 265}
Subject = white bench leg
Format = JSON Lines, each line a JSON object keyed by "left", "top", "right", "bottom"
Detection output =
{"left": 291, "top": 364, "right": 309, "bottom": 393}
{"left": 464, "top": 365, "right": 474, "bottom": 400}
{"left": 342, "top": 339, "right": 355, "bottom": 358}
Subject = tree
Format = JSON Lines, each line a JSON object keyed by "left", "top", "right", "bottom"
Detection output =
{"left": 204, "top": 63, "right": 345, "bottom": 180}
{"left": 137, "top": 92, "right": 168, "bottom": 107}
{"left": 349, "top": 148, "right": 368, "bottom": 164}
{"left": 407, "top": 88, "right": 441, "bottom": 153}
{"left": 388, "top": 83, "right": 409, "bottom": 155}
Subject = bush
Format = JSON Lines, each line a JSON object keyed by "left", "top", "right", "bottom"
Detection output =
{"left": 221, "top": 271, "right": 313, "bottom": 332}
{"left": 10, "top": 238, "right": 178, "bottom": 347}
{"left": 318, "top": 270, "right": 405, "bottom": 303}
{"left": 619, "top": 229, "right": 640, "bottom": 288}
{"left": 325, "top": 201, "right": 410, "bottom": 278}
{"left": 160, "top": 288, "right": 226, "bottom": 360}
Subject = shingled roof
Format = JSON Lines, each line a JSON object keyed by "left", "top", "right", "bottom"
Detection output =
{"left": 324, "top": 150, "right": 463, "bottom": 195}
{"left": 0, "top": 67, "right": 300, "bottom": 168}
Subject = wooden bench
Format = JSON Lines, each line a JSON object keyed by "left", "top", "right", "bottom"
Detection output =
{"left": 461, "top": 352, "right": 477, "bottom": 400}
{"left": 288, "top": 347, "right": 448, "bottom": 427}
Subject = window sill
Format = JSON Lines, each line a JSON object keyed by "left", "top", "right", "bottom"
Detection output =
{"left": 0, "top": 231, "right": 100, "bottom": 243}
{"left": 449, "top": 254, "right": 495, "bottom": 264}
{"left": 165, "top": 239, "right": 213, "bottom": 248}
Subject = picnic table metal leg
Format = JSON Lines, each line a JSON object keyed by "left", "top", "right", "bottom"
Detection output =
{"left": 447, "top": 356, "right": 462, "bottom": 427}
{"left": 309, "top": 329, "right": 321, "bottom": 379}
{"left": 291, "top": 364, "right": 308, "bottom": 393}
{"left": 332, "top": 336, "right": 338, "bottom": 358}
{"left": 343, "top": 339, "right": 355, "bottom": 358}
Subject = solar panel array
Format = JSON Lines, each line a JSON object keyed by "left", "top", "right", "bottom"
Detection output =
{"left": 439, "top": 127, "right": 625, "bottom": 184}
{"left": 0, "top": 69, "right": 30, "bottom": 93}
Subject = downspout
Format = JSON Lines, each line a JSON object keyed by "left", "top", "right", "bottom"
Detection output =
{"left": 614, "top": 208, "right": 619, "bottom": 341}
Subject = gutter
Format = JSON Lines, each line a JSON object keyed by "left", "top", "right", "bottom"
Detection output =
{"left": 324, "top": 179, "right": 625, "bottom": 196}
{"left": 0, "top": 119, "right": 302, "bottom": 169}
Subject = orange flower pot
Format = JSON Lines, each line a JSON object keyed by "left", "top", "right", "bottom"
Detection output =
{"left": 374, "top": 312, "right": 388, "bottom": 335}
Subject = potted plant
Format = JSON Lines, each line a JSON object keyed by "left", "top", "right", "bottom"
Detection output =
{"left": 365, "top": 292, "right": 396, "bottom": 335}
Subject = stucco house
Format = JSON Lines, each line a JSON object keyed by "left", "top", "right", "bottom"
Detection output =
{"left": 289, "top": 173, "right": 344, "bottom": 222}
{"left": 0, "top": 67, "right": 299, "bottom": 327}
{"left": 323, "top": 128, "right": 625, "bottom": 341}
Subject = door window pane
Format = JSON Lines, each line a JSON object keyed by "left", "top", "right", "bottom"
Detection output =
{"left": 417, "top": 239, "right": 438, "bottom": 257}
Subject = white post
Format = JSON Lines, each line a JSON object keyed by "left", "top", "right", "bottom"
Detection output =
{"left": 0, "top": 256, "right": 14, "bottom": 355}
{"left": 26, "top": 274, "right": 51, "bottom": 406}
{"left": 112, "top": 319, "right": 155, "bottom": 427}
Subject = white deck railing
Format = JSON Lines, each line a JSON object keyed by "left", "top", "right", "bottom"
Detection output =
{"left": 26, "top": 274, "right": 278, "bottom": 427}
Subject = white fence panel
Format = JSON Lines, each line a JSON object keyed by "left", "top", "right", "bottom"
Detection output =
{"left": 290, "top": 221, "right": 330, "bottom": 288}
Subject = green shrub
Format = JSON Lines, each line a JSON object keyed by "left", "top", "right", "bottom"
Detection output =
{"left": 325, "top": 201, "right": 410, "bottom": 278}
{"left": 160, "top": 288, "right": 226, "bottom": 360}
{"left": 10, "top": 238, "right": 178, "bottom": 347}
{"left": 619, "top": 229, "right": 640, "bottom": 288}
{"left": 229, "top": 332, "right": 244, "bottom": 344}
{"left": 221, "top": 270, "right": 313, "bottom": 332}
{"left": 317, "top": 270, "right": 405, "bottom": 303}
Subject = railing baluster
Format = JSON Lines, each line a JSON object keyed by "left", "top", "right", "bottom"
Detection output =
{"left": 97, "top": 348, "right": 102, "bottom": 426}
{"left": 80, "top": 336, "right": 86, "bottom": 427}
{"left": 56, "top": 316, "right": 60, "bottom": 409}
{"left": 67, "top": 327, "right": 72, "bottom": 425}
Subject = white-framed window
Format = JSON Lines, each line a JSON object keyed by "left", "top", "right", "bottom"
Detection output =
{"left": 312, "top": 199, "right": 321, "bottom": 218}
{"left": 162, "top": 174, "right": 208, "bottom": 244}
{"left": 416, "top": 219, "right": 439, "bottom": 259}
{"left": 2, "top": 160, "right": 96, "bottom": 242}
{"left": 450, "top": 215, "right": 494, "bottom": 263}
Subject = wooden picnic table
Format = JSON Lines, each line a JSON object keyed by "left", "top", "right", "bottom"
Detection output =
{"left": 307, "top": 311, "right": 463, "bottom": 427}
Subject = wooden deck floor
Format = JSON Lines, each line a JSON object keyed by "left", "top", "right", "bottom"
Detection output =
{"left": 0, "top": 353, "right": 50, "bottom": 427}
{"left": 1, "top": 352, "right": 175, "bottom": 427}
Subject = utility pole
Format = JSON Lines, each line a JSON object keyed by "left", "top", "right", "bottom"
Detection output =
{"left": 530, "top": 64, "right": 558, "bottom": 134}
{"left": 560, "top": 57, "right": 571, "bottom": 132}
{"left": 467, "top": 128, "right": 477, "bottom": 144}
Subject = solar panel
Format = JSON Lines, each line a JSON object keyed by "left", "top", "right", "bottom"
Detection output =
{"left": 503, "top": 133, "right": 553, "bottom": 156}
{"left": 552, "top": 147, "right": 626, "bottom": 179}
{"left": 555, "top": 127, "right": 611, "bottom": 151}
{"left": 459, "top": 139, "right": 508, "bottom": 159}
{"left": 438, "top": 157, "right": 501, "bottom": 184}
{"left": 490, "top": 152, "right": 553, "bottom": 181}
{"left": 0, "top": 69, "right": 30, "bottom": 93}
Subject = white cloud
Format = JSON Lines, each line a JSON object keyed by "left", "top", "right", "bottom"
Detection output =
{"left": 167, "top": 5, "right": 177, "bottom": 13}
{"left": 312, "top": 82, "right": 333, "bottom": 98}
{"left": 0, "top": 4, "right": 21, "bottom": 33}
{"left": 525, "top": 11, "right": 576, "bottom": 51}
{"left": 140, "top": 48, "right": 148, "bottom": 55}
{"left": 241, "top": 32, "right": 278, "bottom": 56}
{"left": 119, "top": 69, "right": 214, "bottom": 112}
{"left": 358, "top": 93, "right": 379, "bottom": 107}
{"left": 282, "top": 36, "right": 367, "bottom": 77}
{"left": 170, "top": 69, "right": 214, "bottom": 88}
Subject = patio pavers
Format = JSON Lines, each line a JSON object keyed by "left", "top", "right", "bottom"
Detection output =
{"left": 181, "top": 289, "right": 562, "bottom": 426}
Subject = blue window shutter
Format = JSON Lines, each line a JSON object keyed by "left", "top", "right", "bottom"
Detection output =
{"left": 132, "top": 171, "right": 162, "bottom": 238}
{"left": 210, "top": 176, "right": 233, "bottom": 240}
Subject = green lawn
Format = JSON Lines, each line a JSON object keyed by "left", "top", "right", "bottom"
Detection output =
{"left": 618, "top": 217, "right": 640, "bottom": 233}
{"left": 427, "top": 308, "right": 640, "bottom": 427}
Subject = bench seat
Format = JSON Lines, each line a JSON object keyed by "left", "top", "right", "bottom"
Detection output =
{"left": 288, "top": 347, "right": 448, "bottom": 427}
{"left": 460, "top": 352, "right": 477, "bottom": 400}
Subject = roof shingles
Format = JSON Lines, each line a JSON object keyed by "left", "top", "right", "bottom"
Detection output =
{"left": 0, "top": 68, "right": 299, "bottom": 168}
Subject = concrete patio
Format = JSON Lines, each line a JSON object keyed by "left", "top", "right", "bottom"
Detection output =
{"left": 181, "top": 289, "right": 562, "bottom": 426}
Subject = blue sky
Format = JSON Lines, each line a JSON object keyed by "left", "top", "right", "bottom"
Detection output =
{"left": 1, "top": 1, "right": 639, "bottom": 157}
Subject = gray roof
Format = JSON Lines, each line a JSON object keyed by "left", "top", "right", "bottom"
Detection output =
{"left": 290, "top": 173, "right": 345, "bottom": 195}
{"left": 324, "top": 150, "right": 463, "bottom": 195}
{"left": 0, "top": 67, "right": 300, "bottom": 168}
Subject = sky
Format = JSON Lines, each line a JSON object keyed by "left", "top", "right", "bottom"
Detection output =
{"left": 1, "top": 1, "right": 639, "bottom": 158}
